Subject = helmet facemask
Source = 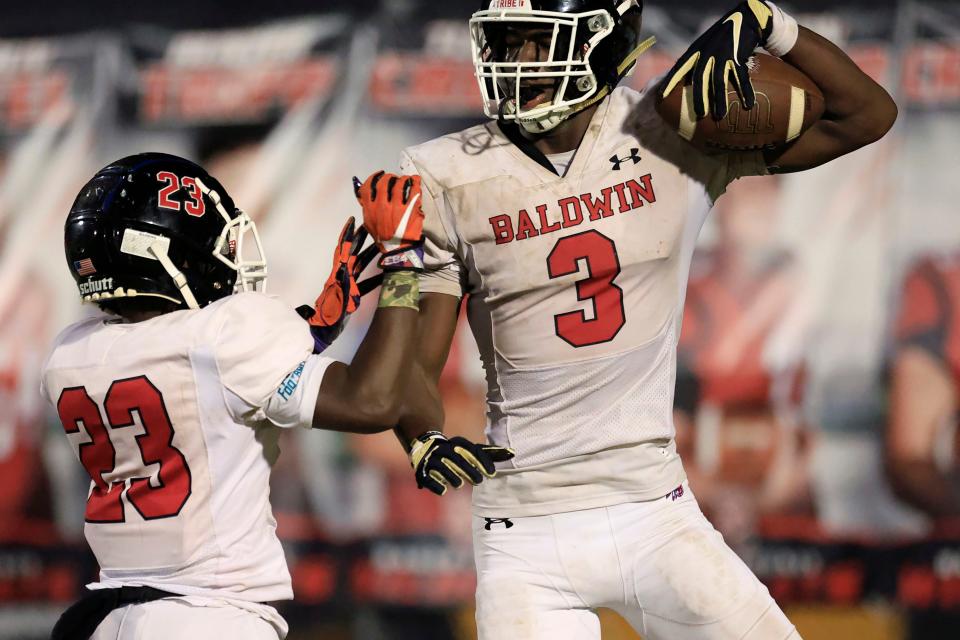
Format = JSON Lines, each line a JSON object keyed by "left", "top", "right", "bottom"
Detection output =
{"left": 201, "top": 178, "right": 267, "bottom": 296}
{"left": 470, "top": 0, "right": 651, "bottom": 134}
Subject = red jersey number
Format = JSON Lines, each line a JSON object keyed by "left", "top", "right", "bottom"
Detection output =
{"left": 57, "top": 388, "right": 124, "bottom": 522}
{"left": 547, "top": 230, "right": 626, "bottom": 348}
{"left": 57, "top": 376, "right": 192, "bottom": 523}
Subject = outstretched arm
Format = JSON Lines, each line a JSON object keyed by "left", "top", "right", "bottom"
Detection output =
{"left": 311, "top": 272, "right": 420, "bottom": 433}
{"left": 343, "top": 169, "right": 513, "bottom": 493}
{"left": 764, "top": 26, "right": 897, "bottom": 173}
{"left": 306, "top": 173, "right": 426, "bottom": 433}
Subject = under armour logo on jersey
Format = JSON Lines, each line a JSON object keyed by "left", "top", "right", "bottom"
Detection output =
{"left": 484, "top": 517, "right": 514, "bottom": 530}
{"left": 609, "top": 148, "right": 641, "bottom": 171}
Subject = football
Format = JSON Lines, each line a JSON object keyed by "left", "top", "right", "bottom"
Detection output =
{"left": 656, "top": 53, "right": 825, "bottom": 152}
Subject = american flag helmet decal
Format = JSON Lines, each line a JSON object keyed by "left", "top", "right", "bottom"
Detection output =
{"left": 74, "top": 258, "right": 96, "bottom": 276}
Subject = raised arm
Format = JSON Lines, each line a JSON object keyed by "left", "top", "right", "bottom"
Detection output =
{"left": 764, "top": 26, "right": 897, "bottom": 173}
{"left": 306, "top": 176, "right": 426, "bottom": 433}
{"left": 662, "top": 1, "right": 896, "bottom": 173}
{"left": 311, "top": 271, "right": 420, "bottom": 432}
{"left": 327, "top": 171, "right": 514, "bottom": 494}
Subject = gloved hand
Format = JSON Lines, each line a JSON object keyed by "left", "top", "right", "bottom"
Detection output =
{"left": 354, "top": 171, "right": 425, "bottom": 272}
{"left": 660, "top": 0, "right": 775, "bottom": 120}
{"left": 296, "top": 217, "right": 378, "bottom": 353}
{"left": 409, "top": 431, "right": 516, "bottom": 496}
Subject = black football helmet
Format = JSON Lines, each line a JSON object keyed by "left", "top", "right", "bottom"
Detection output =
{"left": 65, "top": 152, "right": 266, "bottom": 310}
{"left": 470, "top": 0, "right": 654, "bottom": 133}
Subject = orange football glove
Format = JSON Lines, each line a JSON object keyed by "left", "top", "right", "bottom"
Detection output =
{"left": 296, "top": 217, "right": 377, "bottom": 353}
{"left": 354, "top": 171, "right": 425, "bottom": 271}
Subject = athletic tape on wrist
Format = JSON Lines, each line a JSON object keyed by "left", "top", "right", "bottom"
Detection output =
{"left": 764, "top": 1, "right": 799, "bottom": 57}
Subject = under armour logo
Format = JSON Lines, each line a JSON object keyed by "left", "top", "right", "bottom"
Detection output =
{"left": 484, "top": 517, "right": 514, "bottom": 530}
{"left": 609, "top": 148, "right": 641, "bottom": 170}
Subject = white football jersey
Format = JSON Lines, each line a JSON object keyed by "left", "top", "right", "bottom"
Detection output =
{"left": 40, "top": 292, "right": 334, "bottom": 625}
{"left": 403, "top": 81, "right": 767, "bottom": 517}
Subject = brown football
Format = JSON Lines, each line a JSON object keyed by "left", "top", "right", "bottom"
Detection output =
{"left": 656, "top": 52, "right": 825, "bottom": 152}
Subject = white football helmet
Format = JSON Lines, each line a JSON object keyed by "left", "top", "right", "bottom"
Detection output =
{"left": 470, "top": 0, "right": 655, "bottom": 133}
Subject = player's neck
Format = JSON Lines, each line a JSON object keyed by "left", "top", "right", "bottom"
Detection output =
{"left": 522, "top": 103, "right": 601, "bottom": 156}
{"left": 117, "top": 309, "right": 166, "bottom": 323}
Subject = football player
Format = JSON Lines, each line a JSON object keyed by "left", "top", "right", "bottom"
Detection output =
{"left": 40, "top": 153, "right": 478, "bottom": 640}
{"left": 386, "top": 1, "right": 897, "bottom": 639}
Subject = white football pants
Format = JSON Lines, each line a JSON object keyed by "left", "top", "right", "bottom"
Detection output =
{"left": 473, "top": 482, "right": 801, "bottom": 640}
{"left": 92, "top": 598, "right": 283, "bottom": 640}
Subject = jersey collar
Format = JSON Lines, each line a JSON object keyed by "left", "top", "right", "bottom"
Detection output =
{"left": 493, "top": 93, "right": 615, "bottom": 182}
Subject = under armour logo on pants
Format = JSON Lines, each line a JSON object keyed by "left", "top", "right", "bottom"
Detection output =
{"left": 484, "top": 518, "right": 514, "bottom": 530}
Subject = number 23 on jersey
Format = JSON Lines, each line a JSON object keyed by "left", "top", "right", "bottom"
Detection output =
{"left": 56, "top": 376, "right": 192, "bottom": 523}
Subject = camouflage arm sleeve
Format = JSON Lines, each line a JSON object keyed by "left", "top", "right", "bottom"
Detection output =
{"left": 378, "top": 270, "right": 420, "bottom": 310}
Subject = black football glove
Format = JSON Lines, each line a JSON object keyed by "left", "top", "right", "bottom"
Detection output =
{"left": 661, "top": 0, "right": 775, "bottom": 121}
{"left": 409, "top": 431, "right": 515, "bottom": 496}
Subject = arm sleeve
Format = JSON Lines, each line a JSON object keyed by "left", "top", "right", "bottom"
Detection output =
{"left": 400, "top": 151, "right": 466, "bottom": 299}
{"left": 212, "top": 293, "right": 316, "bottom": 409}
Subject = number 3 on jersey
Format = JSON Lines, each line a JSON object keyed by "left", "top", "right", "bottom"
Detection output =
{"left": 547, "top": 230, "right": 625, "bottom": 347}
{"left": 57, "top": 376, "right": 192, "bottom": 523}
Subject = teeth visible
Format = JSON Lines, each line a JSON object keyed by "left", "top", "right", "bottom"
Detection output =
{"left": 92, "top": 293, "right": 101, "bottom": 301}
{"left": 101, "top": 292, "right": 113, "bottom": 299}
{"left": 127, "top": 289, "right": 138, "bottom": 296}
{"left": 114, "top": 288, "right": 126, "bottom": 297}
{"left": 83, "top": 295, "right": 92, "bottom": 302}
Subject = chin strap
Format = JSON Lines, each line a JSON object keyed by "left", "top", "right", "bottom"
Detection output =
{"left": 580, "top": 35, "right": 657, "bottom": 106}
{"left": 620, "top": 35, "right": 658, "bottom": 74}
{"left": 578, "top": 35, "right": 658, "bottom": 110}
{"left": 148, "top": 240, "right": 200, "bottom": 309}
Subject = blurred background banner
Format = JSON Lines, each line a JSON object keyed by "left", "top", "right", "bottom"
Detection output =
{"left": 1, "top": 1, "right": 958, "bottom": 639}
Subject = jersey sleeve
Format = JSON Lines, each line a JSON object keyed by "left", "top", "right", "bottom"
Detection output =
{"left": 212, "top": 293, "right": 316, "bottom": 409}
{"left": 259, "top": 354, "right": 338, "bottom": 429}
{"left": 400, "top": 150, "right": 466, "bottom": 299}
{"left": 707, "top": 151, "right": 770, "bottom": 202}
{"left": 894, "top": 261, "right": 947, "bottom": 360}
{"left": 725, "top": 150, "right": 769, "bottom": 181}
